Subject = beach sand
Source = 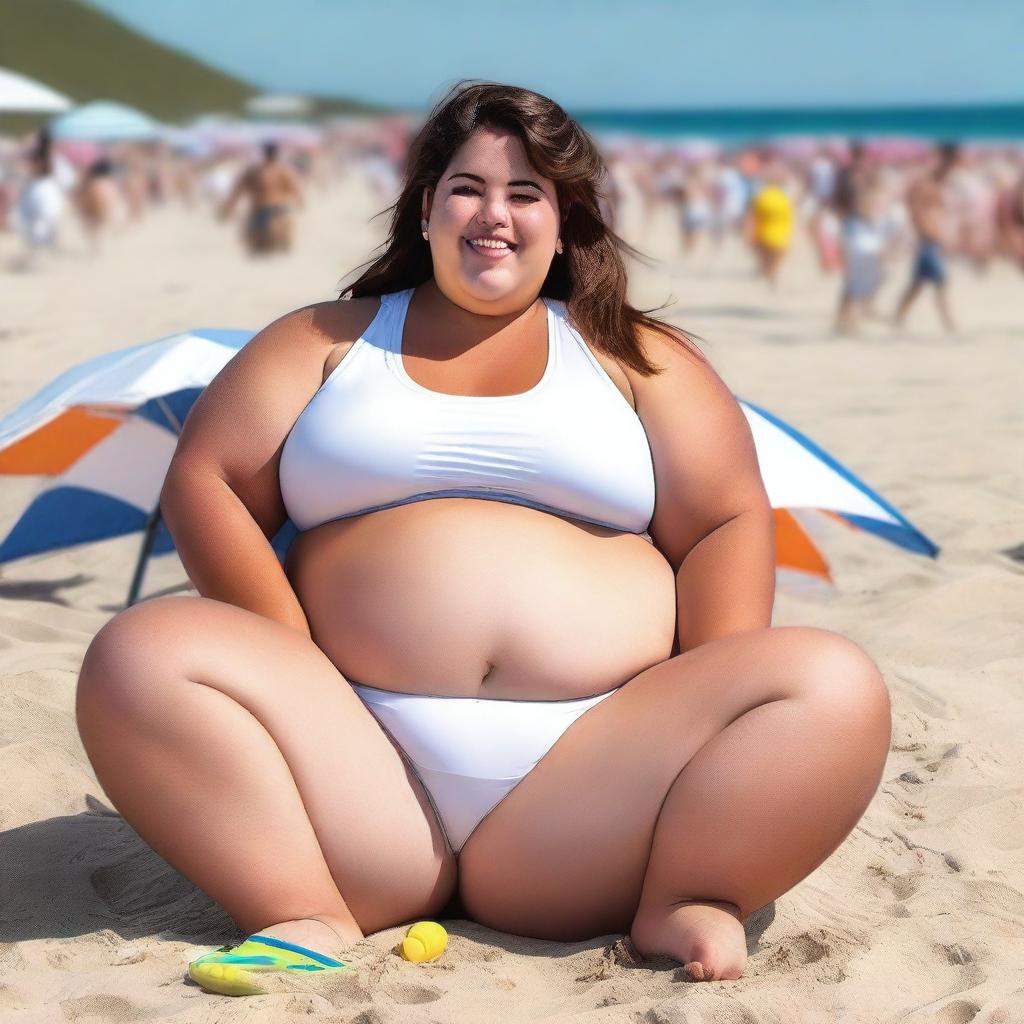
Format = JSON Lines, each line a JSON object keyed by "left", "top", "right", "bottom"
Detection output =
{"left": 1, "top": 172, "right": 1022, "bottom": 1022}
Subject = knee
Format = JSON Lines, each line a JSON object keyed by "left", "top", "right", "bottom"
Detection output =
{"left": 77, "top": 597, "right": 196, "bottom": 713}
{"left": 782, "top": 627, "right": 892, "bottom": 736}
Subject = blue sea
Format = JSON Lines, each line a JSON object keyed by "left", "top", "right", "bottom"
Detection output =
{"left": 572, "top": 103, "right": 1024, "bottom": 142}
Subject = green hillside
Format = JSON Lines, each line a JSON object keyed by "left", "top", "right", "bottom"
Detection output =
{"left": 0, "top": 0, "right": 388, "bottom": 134}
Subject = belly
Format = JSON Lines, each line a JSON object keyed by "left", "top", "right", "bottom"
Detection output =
{"left": 286, "top": 498, "right": 677, "bottom": 699}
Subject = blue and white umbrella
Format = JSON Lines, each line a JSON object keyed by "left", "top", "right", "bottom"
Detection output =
{"left": 50, "top": 100, "right": 163, "bottom": 142}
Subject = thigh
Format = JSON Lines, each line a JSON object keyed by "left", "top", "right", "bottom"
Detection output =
{"left": 78, "top": 596, "right": 456, "bottom": 931}
{"left": 457, "top": 626, "right": 886, "bottom": 940}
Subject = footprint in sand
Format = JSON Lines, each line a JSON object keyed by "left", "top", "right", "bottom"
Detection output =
{"left": 389, "top": 981, "right": 444, "bottom": 1004}
{"left": 59, "top": 994, "right": 143, "bottom": 1021}
{"left": 932, "top": 998, "right": 982, "bottom": 1024}
{"left": 865, "top": 862, "right": 922, "bottom": 903}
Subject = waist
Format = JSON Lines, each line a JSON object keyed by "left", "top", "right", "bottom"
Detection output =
{"left": 287, "top": 497, "right": 677, "bottom": 700}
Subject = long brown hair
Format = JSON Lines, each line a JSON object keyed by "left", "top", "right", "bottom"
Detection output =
{"left": 338, "top": 80, "right": 700, "bottom": 375}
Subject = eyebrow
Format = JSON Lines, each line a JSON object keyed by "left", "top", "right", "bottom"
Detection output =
{"left": 447, "top": 172, "right": 544, "bottom": 191}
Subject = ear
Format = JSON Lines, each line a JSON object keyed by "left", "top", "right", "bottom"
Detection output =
{"left": 421, "top": 186, "right": 433, "bottom": 224}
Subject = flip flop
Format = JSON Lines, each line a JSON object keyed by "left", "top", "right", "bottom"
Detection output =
{"left": 187, "top": 933, "right": 353, "bottom": 996}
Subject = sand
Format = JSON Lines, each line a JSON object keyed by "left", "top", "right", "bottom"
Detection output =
{"left": 1, "top": 169, "right": 1022, "bottom": 1022}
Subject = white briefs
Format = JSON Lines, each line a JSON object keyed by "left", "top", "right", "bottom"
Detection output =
{"left": 350, "top": 682, "right": 618, "bottom": 853}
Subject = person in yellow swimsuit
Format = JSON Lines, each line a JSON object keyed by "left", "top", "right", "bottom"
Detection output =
{"left": 747, "top": 163, "right": 795, "bottom": 285}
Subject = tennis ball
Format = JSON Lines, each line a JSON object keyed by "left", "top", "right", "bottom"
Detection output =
{"left": 399, "top": 921, "right": 448, "bottom": 963}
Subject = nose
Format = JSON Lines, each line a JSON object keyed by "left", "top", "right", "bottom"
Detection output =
{"left": 476, "top": 189, "right": 510, "bottom": 228}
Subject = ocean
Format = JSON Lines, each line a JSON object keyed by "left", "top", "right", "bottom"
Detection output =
{"left": 572, "top": 103, "right": 1024, "bottom": 142}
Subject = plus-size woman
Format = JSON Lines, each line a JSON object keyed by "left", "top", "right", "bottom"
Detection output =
{"left": 75, "top": 82, "right": 890, "bottom": 993}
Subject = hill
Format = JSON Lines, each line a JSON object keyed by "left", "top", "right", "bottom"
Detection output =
{"left": 0, "top": 0, "right": 388, "bottom": 133}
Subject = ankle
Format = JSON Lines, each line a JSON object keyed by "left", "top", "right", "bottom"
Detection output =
{"left": 669, "top": 898, "right": 744, "bottom": 920}
{"left": 259, "top": 915, "right": 363, "bottom": 949}
{"left": 305, "top": 914, "right": 364, "bottom": 945}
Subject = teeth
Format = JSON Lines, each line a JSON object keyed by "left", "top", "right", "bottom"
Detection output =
{"left": 469, "top": 239, "right": 511, "bottom": 249}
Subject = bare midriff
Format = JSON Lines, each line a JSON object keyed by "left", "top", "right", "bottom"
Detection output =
{"left": 285, "top": 497, "right": 677, "bottom": 700}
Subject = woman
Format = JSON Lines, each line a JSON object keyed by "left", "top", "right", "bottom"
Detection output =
{"left": 75, "top": 82, "right": 890, "bottom": 994}
{"left": 746, "top": 161, "right": 796, "bottom": 286}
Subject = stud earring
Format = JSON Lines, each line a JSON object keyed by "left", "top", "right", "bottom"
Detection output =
{"left": 421, "top": 221, "right": 429, "bottom": 240}
{"left": 555, "top": 238, "right": 563, "bottom": 254}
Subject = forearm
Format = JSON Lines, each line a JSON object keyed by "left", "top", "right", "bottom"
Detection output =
{"left": 675, "top": 504, "right": 776, "bottom": 653}
{"left": 160, "top": 466, "right": 310, "bottom": 637}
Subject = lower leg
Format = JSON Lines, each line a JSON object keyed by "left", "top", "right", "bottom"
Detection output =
{"left": 894, "top": 281, "right": 923, "bottom": 325}
{"left": 835, "top": 296, "right": 857, "bottom": 334}
{"left": 631, "top": 686, "right": 890, "bottom": 979}
{"left": 77, "top": 676, "right": 364, "bottom": 955}
{"left": 935, "top": 286, "right": 957, "bottom": 332}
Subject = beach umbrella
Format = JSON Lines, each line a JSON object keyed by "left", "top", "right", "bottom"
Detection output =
{"left": 0, "top": 335, "right": 938, "bottom": 603}
{"left": 740, "top": 399, "right": 938, "bottom": 585}
{"left": 0, "top": 329, "right": 261, "bottom": 603}
{"left": 50, "top": 101, "right": 162, "bottom": 142}
{"left": 0, "top": 67, "right": 72, "bottom": 113}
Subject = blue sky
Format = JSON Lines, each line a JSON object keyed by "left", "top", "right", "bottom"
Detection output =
{"left": 87, "top": 0, "right": 1023, "bottom": 111}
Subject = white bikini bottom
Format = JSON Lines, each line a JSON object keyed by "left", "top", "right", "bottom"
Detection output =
{"left": 350, "top": 682, "right": 619, "bottom": 854}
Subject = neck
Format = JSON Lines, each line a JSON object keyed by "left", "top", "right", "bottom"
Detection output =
{"left": 419, "top": 279, "right": 542, "bottom": 346}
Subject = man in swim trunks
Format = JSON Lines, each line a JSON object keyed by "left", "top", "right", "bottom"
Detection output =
{"left": 894, "top": 142, "right": 960, "bottom": 332}
{"left": 219, "top": 141, "right": 304, "bottom": 256}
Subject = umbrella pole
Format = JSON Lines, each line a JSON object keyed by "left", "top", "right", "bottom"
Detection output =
{"left": 126, "top": 506, "right": 162, "bottom": 607}
{"left": 125, "top": 399, "right": 181, "bottom": 607}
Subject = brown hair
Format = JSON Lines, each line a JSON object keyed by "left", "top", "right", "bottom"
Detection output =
{"left": 338, "top": 80, "right": 700, "bottom": 375}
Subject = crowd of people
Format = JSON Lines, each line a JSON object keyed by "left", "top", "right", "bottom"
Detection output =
{"left": 0, "top": 119, "right": 397, "bottom": 267}
{"left": 2, "top": 117, "right": 1023, "bottom": 334}
{"left": 604, "top": 136, "right": 1024, "bottom": 332}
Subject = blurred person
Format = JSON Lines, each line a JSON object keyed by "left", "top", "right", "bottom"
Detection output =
{"left": 362, "top": 144, "right": 401, "bottom": 205}
{"left": 219, "top": 141, "right": 305, "bottom": 256}
{"left": 805, "top": 145, "right": 839, "bottom": 272}
{"left": 0, "top": 155, "right": 16, "bottom": 231}
{"left": 76, "top": 81, "right": 888, "bottom": 993}
{"left": 10, "top": 140, "right": 66, "bottom": 271}
{"left": 679, "top": 161, "right": 714, "bottom": 255}
{"left": 834, "top": 180, "right": 888, "bottom": 335}
{"left": 199, "top": 153, "right": 241, "bottom": 207}
{"left": 168, "top": 151, "right": 199, "bottom": 209}
{"left": 746, "top": 162, "right": 795, "bottom": 286}
{"left": 606, "top": 149, "right": 643, "bottom": 238}
{"left": 950, "top": 154, "right": 998, "bottom": 272}
{"left": 833, "top": 142, "right": 886, "bottom": 334}
{"left": 711, "top": 154, "right": 749, "bottom": 244}
{"left": 894, "top": 142, "right": 960, "bottom": 332}
{"left": 116, "top": 146, "right": 150, "bottom": 220}
{"left": 995, "top": 166, "right": 1024, "bottom": 270}
{"left": 73, "top": 157, "right": 122, "bottom": 253}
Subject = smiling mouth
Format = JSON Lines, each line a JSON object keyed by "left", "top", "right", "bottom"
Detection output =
{"left": 464, "top": 238, "right": 518, "bottom": 256}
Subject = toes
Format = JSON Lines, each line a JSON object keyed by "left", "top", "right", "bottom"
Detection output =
{"left": 684, "top": 960, "right": 709, "bottom": 981}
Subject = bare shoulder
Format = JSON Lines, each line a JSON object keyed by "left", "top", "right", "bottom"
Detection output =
{"left": 263, "top": 295, "right": 382, "bottom": 350}
{"left": 169, "top": 296, "right": 382, "bottom": 477}
{"left": 627, "top": 322, "right": 722, "bottom": 408}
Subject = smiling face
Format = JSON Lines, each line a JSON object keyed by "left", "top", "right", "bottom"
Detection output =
{"left": 421, "top": 127, "right": 561, "bottom": 314}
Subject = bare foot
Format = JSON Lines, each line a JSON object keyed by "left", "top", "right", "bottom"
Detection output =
{"left": 256, "top": 916, "right": 362, "bottom": 963}
{"left": 629, "top": 899, "right": 747, "bottom": 981}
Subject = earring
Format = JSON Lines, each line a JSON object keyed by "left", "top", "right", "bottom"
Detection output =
{"left": 555, "top": 238, "right": 563, "bottom": 254}
{"left": 421, "top": 221, "right": 429, "bottom": 240}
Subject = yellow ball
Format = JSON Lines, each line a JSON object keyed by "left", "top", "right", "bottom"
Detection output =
{"left": 399, "top": 921, "right": 448, "bottom": 962}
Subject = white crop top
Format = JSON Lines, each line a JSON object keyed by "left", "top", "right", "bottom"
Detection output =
{"left": 278, "top": 288, "right": 657, "bottom": 534}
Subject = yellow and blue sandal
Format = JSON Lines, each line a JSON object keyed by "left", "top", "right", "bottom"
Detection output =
{"left": 188, "top": 934, "right": 353, "bottom": 997}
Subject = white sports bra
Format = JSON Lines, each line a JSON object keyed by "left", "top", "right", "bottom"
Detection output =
{"left": 278, "top": 287, "right": 657, "bottom": 533}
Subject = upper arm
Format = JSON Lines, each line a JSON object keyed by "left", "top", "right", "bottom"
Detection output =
{"left": 631, "top": 328, "right": 770, "bottom": 571}
{"left": 162, "top": 298, "right": 379, "bottom": 535}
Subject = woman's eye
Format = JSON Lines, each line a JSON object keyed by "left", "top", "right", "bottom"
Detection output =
{"left": 452, "top": 186, "right": 536, "bottom": 202}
